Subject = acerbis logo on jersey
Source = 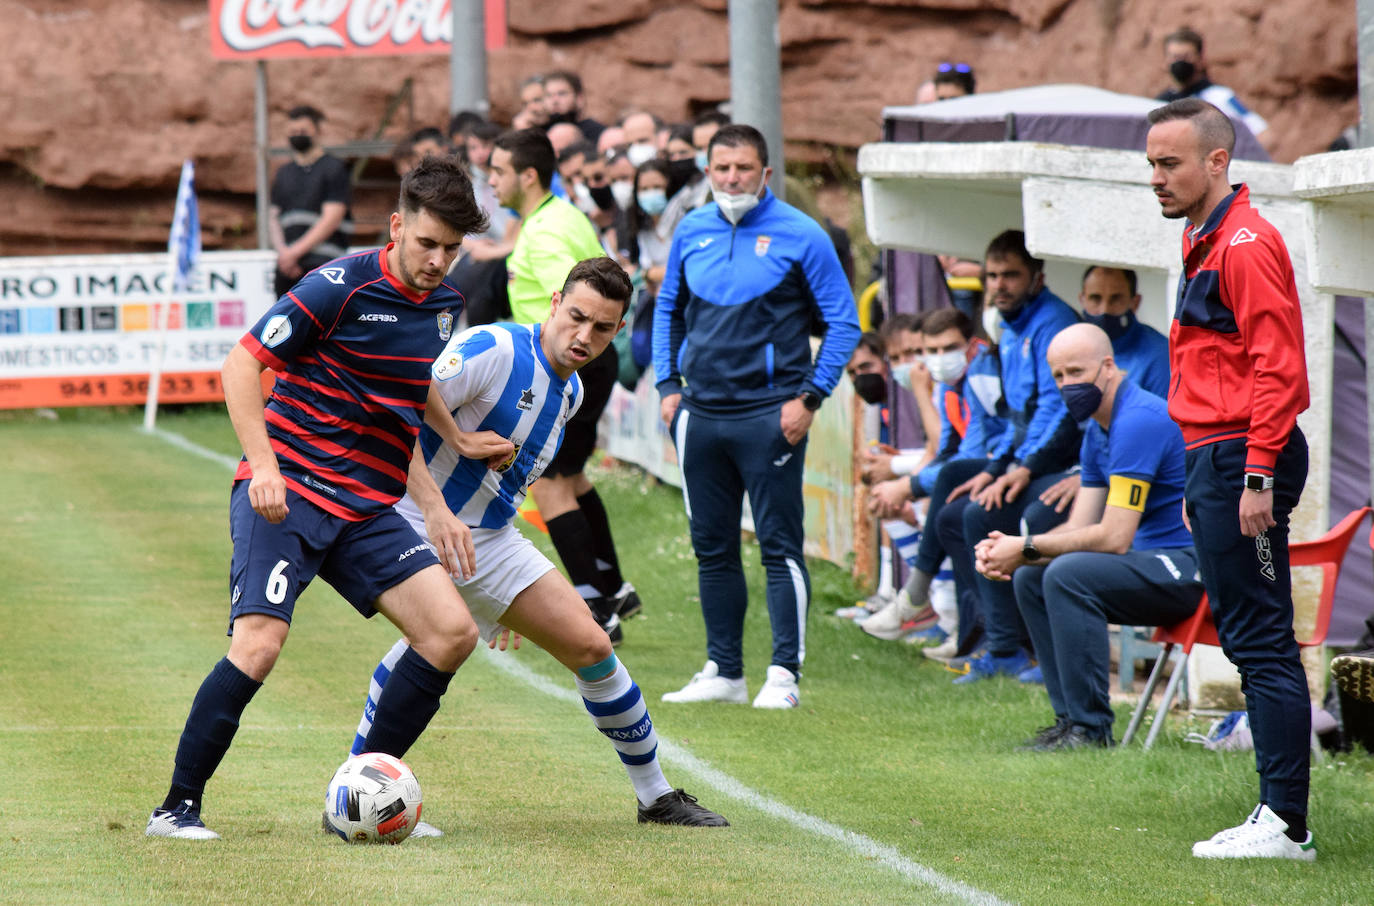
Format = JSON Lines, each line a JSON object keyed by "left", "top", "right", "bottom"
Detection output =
{"left": 320, "top": 267, "right": 346, "bottom": 285}
{"left": 261, "top": 314, "right": 292, "bottom": 347}
{"left": 358, "top": 313, "right": 399, "bottom": 323}
{"left": 1230, "top": 228, "right": 1258, "bottom": 247}
{"left": 397, "top": 541, "right": 436, "bottom": 562}
{"left": 437, "top": 309, "right": 454, "bottom": 341}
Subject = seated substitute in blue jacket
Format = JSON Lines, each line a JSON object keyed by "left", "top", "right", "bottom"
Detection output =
{"left": 974, "top": 324, "right": 1201, "bottom": 749}
{"left": 1077, "top": 264, "right": 1170, "bottom": 399}
{"left": 652, "top": 124, "right": 860, "bottom": 711}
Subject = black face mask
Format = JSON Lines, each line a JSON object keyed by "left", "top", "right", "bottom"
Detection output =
{"left": 545, "top": 110, "right": 576, "bottom": 126}
{"left": 852, "top": 372, "right": 887, "bottom": 405}
{"left": 666, "top": 157, "right": 698, "bottom": 198}
{"left": 288, "top": 134, "right": 314, "bottom": 153}
{"left": 1169, "top": 60, "right": 1197, "bottom": 85}
{"left": 588, "top": 184, "right": 616, "bottom": 212}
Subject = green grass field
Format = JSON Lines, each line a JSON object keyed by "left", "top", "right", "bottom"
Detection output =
{"left": 2, "top": 407, "right": 1372, "bottom": 905}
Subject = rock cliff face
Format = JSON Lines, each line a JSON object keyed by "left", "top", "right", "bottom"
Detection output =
{"left": 0, "top": 0, "right": 1357, "bottom": 256}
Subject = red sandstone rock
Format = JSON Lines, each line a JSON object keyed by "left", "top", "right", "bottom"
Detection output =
{"left": 0, "top": 0, "right": 1357, "bottom": 256}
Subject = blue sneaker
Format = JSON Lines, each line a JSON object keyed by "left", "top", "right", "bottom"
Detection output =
{"left": 902, "top": 625, "right": 948, "bottom": 646}
{"left": 1017, "top": 664, "right": 1044, "bottom": 684}
{"left": 952, "top": 649, "right": 1032, "bottom": 685}
{"left": 146, "top": 800, "right": 220, "bottom": 840}
{"left": 943, "top": 647, "right": 988, "bottom": 676}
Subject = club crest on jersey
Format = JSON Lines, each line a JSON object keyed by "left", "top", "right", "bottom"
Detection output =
{"left": 755, "top": 235, "right": 772, "bottom": 257}
{"left": 437, "top": 309, "right": 453, "bottom": 341}
{"left": 518, "top": 387, "right": 536, "bottom": 410}
{"left": 320, "top": 267, "right": 345, "bottom": 285}
{"left": 493, "top": 442, "right": 522, "bottom": 473}
{"left": 261, "top": 314, "right": 292, "bottom": 348}
{"left": 435, "top": 351, "right": 463, "bottom": 380}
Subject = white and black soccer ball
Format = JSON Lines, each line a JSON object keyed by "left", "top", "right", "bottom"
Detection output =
{"left": 323, "top": 752, "right": 422, "bottom": 844}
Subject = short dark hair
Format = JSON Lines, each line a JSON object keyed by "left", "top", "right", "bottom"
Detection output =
{"left": 397, "top": 155, "right": 488, "bottom": 236}
{"left": 558, "top": 140, "right": 595, "bottom": 166}
{"left": 1147, "top": 97, "right": 1236, "bottom": 157}
{"left": 543, "top": 69, "right": 583, "bottom": 96}
{"left": 447, "top": 111, "right": 485, "bottom": 140}
{"left": 984, "top": 229, "right": 1043, "bottom": 275}
{"left": 468, "top": 120, "right": 502, "bottom": 144}
{"left": 707, "top": 123, "right": 769, "bottom": 168}
{"left": 1163, "top": 27, "right": 1204, "bottom": 53}
{"left": 881, "top": 312, "right": 924, "bottom": 342}
{"left": 560, "top": 257, "right": 633, "bottom": 317}
{"left": 287, "top": 105, "right": 324, "bottom": 125}
{"left": 693, "top": 110, "right": 732, "bottom": 130}
{"left": 855, "top": 330, "right": 885, "bottom": 360}
{"left": 410, "top": 126, "right": 447, "bottom": 147}
{"left": 495, "top": 128, "right": 556, "bottom": 190}
{"left": 1081, "top": 265, "right": 1139, "bottom": 297}
{"left": 921, "top": 307, "right": 974, "bottom": 340}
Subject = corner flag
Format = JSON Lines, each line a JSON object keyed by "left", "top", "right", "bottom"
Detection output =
{"left": 169, "top": 160, "right": 201, "bottom": 292}
{"left": 143, "top": 159, "right": 201, "bottom": 431}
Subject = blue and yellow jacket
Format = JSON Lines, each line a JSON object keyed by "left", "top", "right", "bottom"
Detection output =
{"left": 652, "top": 188, "right": 860, "bottom": 417}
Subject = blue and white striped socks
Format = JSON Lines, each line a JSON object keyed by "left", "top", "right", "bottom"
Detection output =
{"left": 351, "top": 639, "right": 408, "bottom": 756}
{"left": 576, "top": 654, "right": 672, "bottom": 807}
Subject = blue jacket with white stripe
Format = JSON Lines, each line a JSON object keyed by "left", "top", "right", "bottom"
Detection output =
{"left": 653, "top": 188, "right": 860, "bottom": 417}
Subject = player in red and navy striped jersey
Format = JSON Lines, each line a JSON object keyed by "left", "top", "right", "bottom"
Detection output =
{"left": 148, "top": 157, "right": 493, "bottom": 841}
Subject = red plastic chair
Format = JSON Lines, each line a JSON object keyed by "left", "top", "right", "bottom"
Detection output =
{"left": 1121, "top": 506, "right": 1371, "bottom": 749}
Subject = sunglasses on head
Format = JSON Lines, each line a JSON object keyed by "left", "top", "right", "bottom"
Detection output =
{"left": 938, "top": 62, "right": 972, "bottom": 74}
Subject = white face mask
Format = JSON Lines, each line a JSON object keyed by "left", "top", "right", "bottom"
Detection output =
{"left": 982, "top": 306, "right": 1003, "bottom": 345}
{"left": 572, "top": 181, "right": 597, "bottom": 215}
{"left": 610, "top": 179, "right": 634, "bottom": 210}
{"left": 890, "top": 362, "right": 914, "bottom": 391}
{"left": 626, "top": 142, "right": 658, "bottom": 167}
{"left": 925, "top": 349, "right": 968, "bottom": 385}
{"left": 711, "top": 186, "right": 761, "bottom": 225}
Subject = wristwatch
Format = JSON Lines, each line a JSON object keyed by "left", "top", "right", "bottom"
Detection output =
{"left": 1244, "top": 473, "right": 1274, "bottom": 492}
{"left": 799, "top": 390, "right": 823, "bottom": 412}
{"left": 1022, "top": 535, "right": 1042, "bottom": 562}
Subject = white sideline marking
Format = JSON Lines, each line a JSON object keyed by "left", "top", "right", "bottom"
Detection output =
{"left": 150, "top": 426, "right": 1013, "bottom": 906}
{"left": 482, "top": 649, "right": 1013, "bottom": 906}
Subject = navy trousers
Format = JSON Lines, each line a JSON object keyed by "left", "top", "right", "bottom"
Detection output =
{"left": 674, "top": 406, "right": 810, "bottom": 680}
{"left": 1014, "top": 549, "right": 1203, "bottom": 736}
{"left": 938, "top": 470, "right": 1073, "bottom": 656}
{"left": 1186, "top": 430, "right": 1309, "bottom": 815}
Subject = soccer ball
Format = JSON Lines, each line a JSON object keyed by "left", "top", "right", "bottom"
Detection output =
{"left": 323, "top": 752, "right": 423, "bottom": 844}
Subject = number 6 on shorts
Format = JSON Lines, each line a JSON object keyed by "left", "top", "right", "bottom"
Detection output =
{"left": 266, "top": 559, "right": 290, "bottom": 604}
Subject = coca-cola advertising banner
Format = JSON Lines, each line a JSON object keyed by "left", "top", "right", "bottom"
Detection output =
{"left": 209, "top": 0, "right": 507, "bottom": 60}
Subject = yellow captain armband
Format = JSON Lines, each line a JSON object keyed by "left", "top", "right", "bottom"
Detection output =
{"left": 1106, "top": 475, "right": 1150, "bottom": 512}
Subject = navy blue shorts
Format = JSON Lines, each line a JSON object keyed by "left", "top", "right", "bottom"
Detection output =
{"left": 227, "top": 481, "right": 441, "bottom": 632}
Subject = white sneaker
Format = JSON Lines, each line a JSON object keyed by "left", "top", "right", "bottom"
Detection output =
{"left": 409, "top": 820, "right": 444, "bottom": 839}
{"left": 752, "top": 665, "right": 800, "bottom": 709}
{"left": 146, "top": 801, "right": 220, "bottom": 840}
{"left": 922, "top": 636, "right": 960, "bottom": 663}
{"left": 860, "top": 590, "right": 921, "bottom": 640}
{"left": 1192, "top": 805, "right": 1316, "bottom": 861}
{"left": 661, "top": 660, "right": 748, "bottom": 704}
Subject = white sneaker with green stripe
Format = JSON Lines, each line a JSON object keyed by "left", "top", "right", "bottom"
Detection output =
{"left": 1191, "top": 805, "right": 1315, "bottom": 861}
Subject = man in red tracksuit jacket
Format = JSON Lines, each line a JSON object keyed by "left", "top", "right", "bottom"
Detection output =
{"left": 1146, "top": 98, "right": 1315, "bottom": 862}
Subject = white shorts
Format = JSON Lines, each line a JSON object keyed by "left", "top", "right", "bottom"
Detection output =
{"left": 455, "top": 522, "right": 556, "bottom": 642}
{"left": 395, "top": 496, "right": 554, "bottom": 642}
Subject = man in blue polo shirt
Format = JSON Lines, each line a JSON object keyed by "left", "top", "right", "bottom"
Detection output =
{"left": 974, "top": 323, "right": 1203, "bottom": 749}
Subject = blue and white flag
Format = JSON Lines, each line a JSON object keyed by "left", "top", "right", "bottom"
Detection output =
{"left": 168, "top": 159, "right": 200, "bottom": 293}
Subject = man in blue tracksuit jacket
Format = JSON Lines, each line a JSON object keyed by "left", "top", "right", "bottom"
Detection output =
{"left": 653, "top": 125, "right": 860, "bottom": 710}
{"left": 934, "top": 230, "right": 1082, "bottom": 678}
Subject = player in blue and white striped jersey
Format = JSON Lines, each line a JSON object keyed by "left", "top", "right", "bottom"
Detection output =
{"left": 351, "top": 258, "right": 728, "bottom": 829}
